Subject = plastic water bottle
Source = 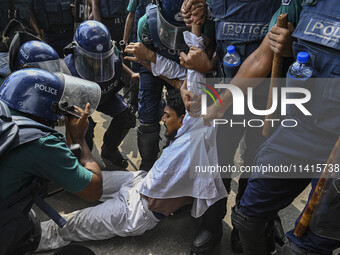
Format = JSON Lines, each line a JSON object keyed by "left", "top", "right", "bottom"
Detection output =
{"left": 288, "top": 52, "right": 313, "bottom": 80}
{"left": 223, "top": 45, "right": 241, "bottom": 79}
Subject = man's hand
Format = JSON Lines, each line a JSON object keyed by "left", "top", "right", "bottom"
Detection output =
{"left": 180, "top": 78, "right": 201, "bottom": 116}
{"left": 124, "top": 42, "right": 156, "bottom": 63}
{"left": 202, "top": 102, "right": 226, "bottom": 126}
{"left": 180, "top": 47, "right": 212, "bottom": 73}
{"left": 131, "top": 72, "right": 140, "bottom": 82}
{"left": 181, "top": 0, "right": 207, "bottom": 27}
{"left": 70, "top": 3, "right": 75, "bottom": 17}
{"left": 65, "top": 103, "right": 90, "bottom": 143}
{"left": 268, "top": 22, "right": 295, "bottom": 57}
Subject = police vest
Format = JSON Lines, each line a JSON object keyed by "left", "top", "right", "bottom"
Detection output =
{"left": 212, "top": 0, "right": 281, "bottom": 68}
{"left": 64, "top": 54, "right": 123, "bottom": 105}
{"left": 100, "top": 0, "right": 128, "bottom": 19}
{"left": 33, "top": 0, "right": 74, "bottom": 32}
{"left": 0, "top": 100, "right": 67, "bottom": 231}
{"left": 146, "top": 4, "right": 187, "bottom": 63}
{"left": 0, "top": 0, "right": 30, "bottom": 33}
{"left": 288, "top": 0, "right": 340, "bottom": 135}
{"left": 132, "top": 0, "right": 151, "bottom": 42}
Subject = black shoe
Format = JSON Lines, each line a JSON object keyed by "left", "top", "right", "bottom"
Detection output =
{"left": 190, "top": 225, "right": 223, "bottom": 255}
{"left": 101, "top": 149, "right": 128, "bottom": 169}
{"left": 230, "top": 227, "right": 243, "bottom": 253}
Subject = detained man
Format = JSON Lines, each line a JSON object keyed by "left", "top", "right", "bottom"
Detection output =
{"left": 37, "top": 90, "right": 227, "bottom": 251}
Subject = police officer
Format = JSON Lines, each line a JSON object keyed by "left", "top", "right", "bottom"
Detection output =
{"left": 31, "top": 0, "right": 74, "bottom": 57}
{"left": 0, "top": 68, "right": 102, "bottom": 254}
{"left": 224, "top": 0, "right": 340, "bottom": 254}
{"left": 0, "top": 0, "right": 32, "bottom": 34}
{"left": 64, "top": 20, "right": 135, "bottom": 169}
{"left": 121, "top": 0, "right": 152, "bottom": 117}
{"left": 124, "top": 0, "right": 198, "bottom": 171}
{"left": 123, "top": 0, "right": 151, "bottom": 52}
{"left": 91, "top": 0, "right": 129, "bottom": 42}
{"left": 180, "top": 0, "right": 282, "bottom": 253}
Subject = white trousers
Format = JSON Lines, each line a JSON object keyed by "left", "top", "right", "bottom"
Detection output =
{"left": 37, "top": 171, "right": 160, "bottom": 251}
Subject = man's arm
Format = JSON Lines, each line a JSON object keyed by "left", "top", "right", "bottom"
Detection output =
{"left": 123, "top": 62, "right": 140, "bottom": 82}
{"left": 92, "top": 0, "right": 102, "bottom": 22}
{"left": 124, "top": 43, "right": 185, "bottom": 88}
{"left": 65, "top": 104, "right": 103, "bottom": 202}
{"left": 123, "top": 12, "right": 135, "bottom": 43}
{"left": 142, "top": 194, "right": 194, "bottom": 216}
{"left": 29, "top": 8, "right": 42, "bottom": 39}
{"left": 139, "top": 60, "right": 184, "bottom": 89}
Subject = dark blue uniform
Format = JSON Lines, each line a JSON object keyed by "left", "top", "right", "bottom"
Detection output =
{"left": 130, "top": 0, "right": 151, "bottom": 73}
{"left": 100, "top": 0, "right": 129, "bottom": 42}
{"left": 214, "top": 0, "right": 281, "bottom": 195}
{"left": 232, "top": 0, "right": 340, "bottom": 254}
{"left": 201, "top": 1, "right": 282, "bottom": 254}
{"left": 0, "top": 0, "right": 30, "bottom": 34}
{"left": 64, "top": 54, "right": 135, "bottom": 166}
{"left": 33, "top": 0, "right": 74, "bottom": 57}
{"left": 136, "top": 4, "right": 184, "bottom": 170}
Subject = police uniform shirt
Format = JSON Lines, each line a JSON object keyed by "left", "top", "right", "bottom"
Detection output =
{"left": 269, "top": 0, "right": 303, "bottom": 31}
{"left": 127, "top": 0, "right": 139, "bottom": 13}
{"left": 0, "top": 112, "right": 92, "bottom": 200}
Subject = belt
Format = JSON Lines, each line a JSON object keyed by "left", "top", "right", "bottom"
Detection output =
{"left": 140, "top": 195, "right": 166, "bottom": 221}
{"left": 46, "top": 28, "right": 73, "bottom": 34}
{"left": 103, "top": 17, "right": 125, "bottom": 24}
{"left": 152, "top": 211, "right": 166, "bottom": 220}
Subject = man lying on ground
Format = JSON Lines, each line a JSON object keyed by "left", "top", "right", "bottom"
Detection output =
{"left": 37, "top": 89, "right": 227, "bottom": 251}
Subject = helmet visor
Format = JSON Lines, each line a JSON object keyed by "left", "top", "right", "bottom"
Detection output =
{"left": 56, "top": 73, "right": 101, "bottom": 118}
{"left": 157, "top": 8, "right": 188, "bottom": 50}
{"left": 74, "top": 41, "right": 115, "bottom": 82}
{"left": 23, "top": 59, "right": 72, "bottom": 75}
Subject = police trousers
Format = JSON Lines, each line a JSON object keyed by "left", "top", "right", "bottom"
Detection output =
{"left": 239, "top": 109, "right": 340, "bottom": 254}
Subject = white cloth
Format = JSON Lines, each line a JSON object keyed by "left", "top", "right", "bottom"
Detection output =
{"left": 183, "top": 31, "right": 205, "bottom": 95}
{"left": 139, "top": 117, "right": 228, "bottom": 218}
{"left": 37, "top": 32, "right": 227, "bottom": 251}
{"left": 150, "top": 53, "right": 187, "bottom": 80}
{"left": 37, "top": 171, "right": 159, "bottom": 251}
{"left": 139, "top": 32, "right": 228, "bottom": 218}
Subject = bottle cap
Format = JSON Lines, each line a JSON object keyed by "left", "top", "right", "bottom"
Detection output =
{"left": 297, "top": 52, "right": 309, "bottom": 64}
{"left": 227, "top": 45, "right": 235, "bottom": 54}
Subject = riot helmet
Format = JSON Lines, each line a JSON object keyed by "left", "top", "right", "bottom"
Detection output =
{"left": 73, "top": 20, "right": 116, "bottom": 82}
{"left": 9, "top": 33, "right": 71, "bottom": 74}
{"left": 0, "top": 69, "right": 101, "bottom": 121}
{"left": 155, "top": 0, "right": 188, "bottom": 50}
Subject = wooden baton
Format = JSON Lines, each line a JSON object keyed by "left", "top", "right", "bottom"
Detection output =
{"left": 294, "top": 136, "right": 340, "bottom": 238}
{"left": 262, "top": 13, "right": 288, "bottom": 138}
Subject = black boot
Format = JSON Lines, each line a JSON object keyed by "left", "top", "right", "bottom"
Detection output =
{"left": 190, "top": 197, "right": 227, "bottom": 255}
{"left": 137, "top": 123, "right": 160, "bottom": 171}
{"left": 101, "top": 107, "right": 136, "bottom": 169}
{"left": 231, "top": 205, "right": 272, "bottom": 255}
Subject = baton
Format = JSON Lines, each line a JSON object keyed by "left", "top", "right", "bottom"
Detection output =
{"left": 294, "top": 136, "right": 340, "bottom": 238}
{"left": 262, "top": 13, "right": 288, "bottom": 138}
